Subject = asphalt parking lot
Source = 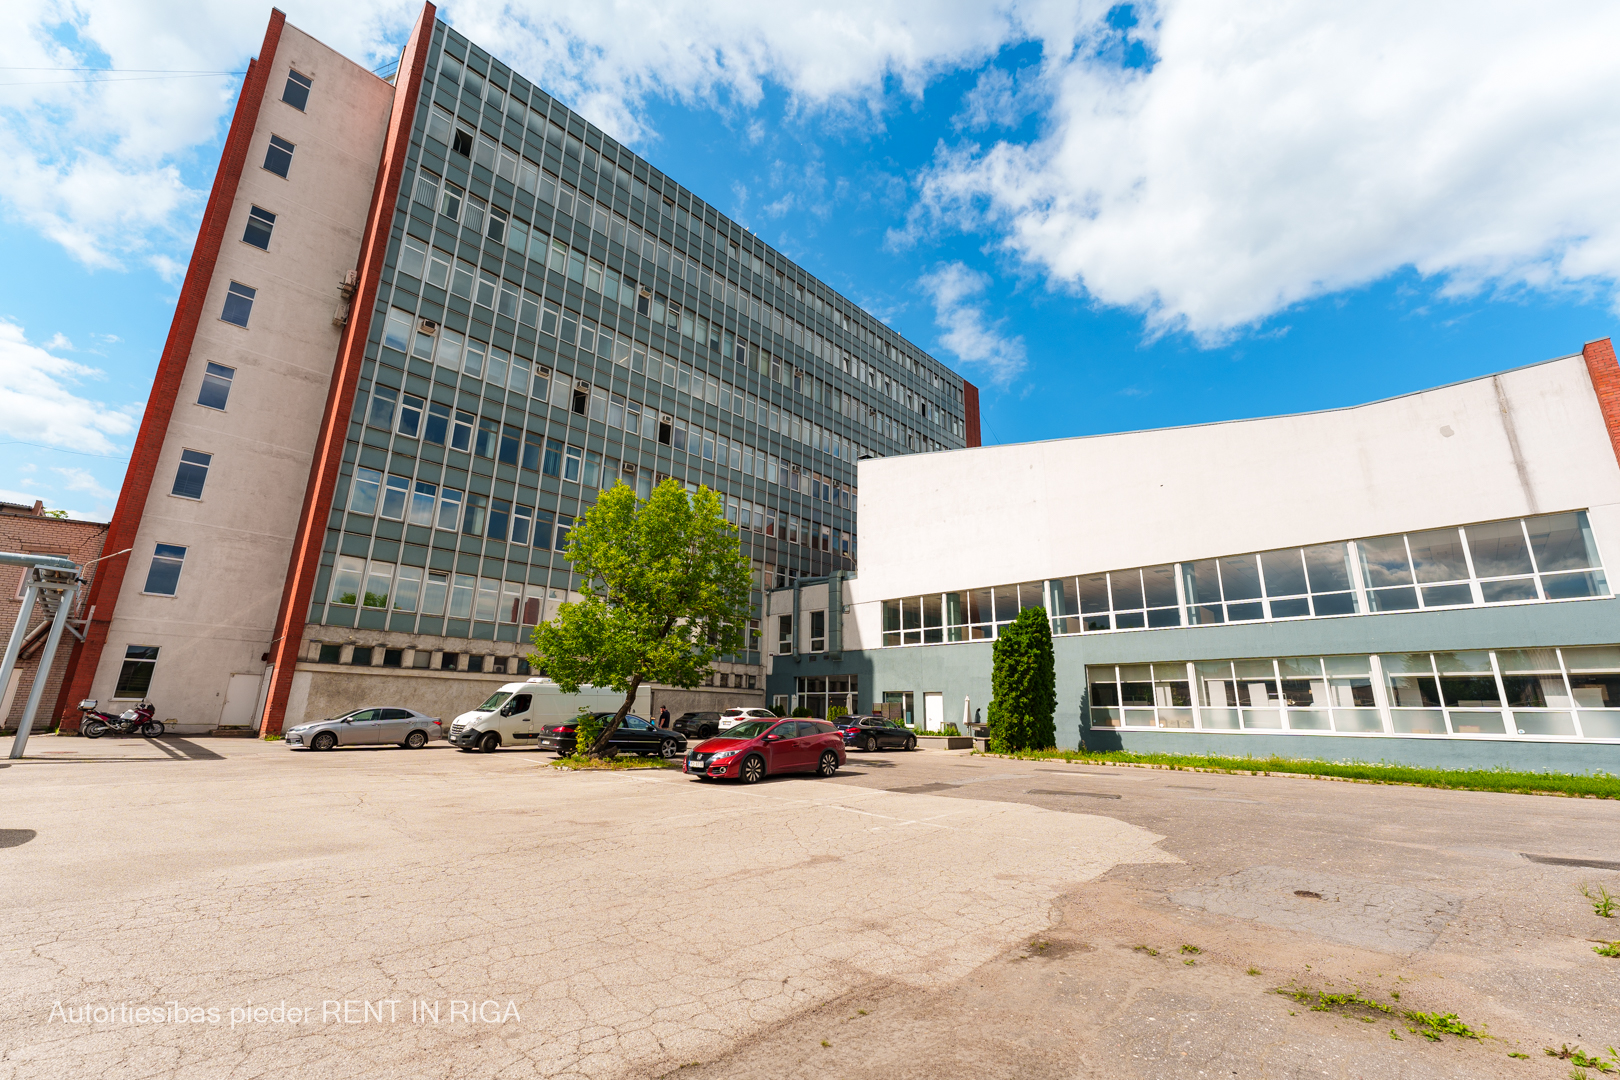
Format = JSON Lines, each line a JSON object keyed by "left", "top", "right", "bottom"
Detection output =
{"left": 3, "top": 734, "right": 1617, "bottom": 1079}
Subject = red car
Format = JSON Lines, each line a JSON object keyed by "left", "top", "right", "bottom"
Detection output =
{"left": 685, "top": 719, "right": 846, "bottom": 783}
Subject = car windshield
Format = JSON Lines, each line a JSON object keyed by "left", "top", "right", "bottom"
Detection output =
{"left": 476, "top": 691, "right": 512, "bottom": 712}
{"left": 714, "top": 720, "right": 775, "bottom": 740}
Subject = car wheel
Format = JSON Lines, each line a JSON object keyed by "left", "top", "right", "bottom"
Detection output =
{"left": 478, "top": 731, "right": 500, "bottom": 754}
{"left": 740, "top": 754, "right": 766, "bottom": 784}
{"left": 864, "top": 735, "right": 879, "bottom": 753}
{"left": 905, "top": 736, "right": 917, "bottom": 751}
{"left": 703, "top": 725, "right": 717, "bottom": 738}
{"left": 312, "top": 731, "right": 337, "bottom": 752}
{"left": 404, "top": 730, "right": 428, "bottom": 749}
{"left": 660, "top": 739, "right": 679, "bottom": 759}
{"left": 817, "top": 751, "right": 839, "bottom": 777}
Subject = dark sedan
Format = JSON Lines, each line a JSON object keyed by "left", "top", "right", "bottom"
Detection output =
{"left": 537, "top": 713, "right": 686, "bottom": 758}
{"left": 837, "top": 715, "right": 917, "bottom": 752}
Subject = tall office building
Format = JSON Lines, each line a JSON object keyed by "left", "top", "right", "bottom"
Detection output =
{"left": 60, "top": 4, "right": 978, "bottom": 735}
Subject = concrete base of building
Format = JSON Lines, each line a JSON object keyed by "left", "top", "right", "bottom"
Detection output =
{"left": 1079, "top": 728, "right": 1620, "bottom": 774}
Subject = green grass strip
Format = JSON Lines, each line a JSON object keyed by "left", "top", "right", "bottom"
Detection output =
{"left": 979, "top": 748, "right": 1620, "bottom": 798}
{"left": 549, "top": 755, "right": 680, "bottom": 771}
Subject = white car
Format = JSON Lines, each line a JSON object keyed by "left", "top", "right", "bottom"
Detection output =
{"left": 717, "top": 707, "right": 780, "bottom": 731}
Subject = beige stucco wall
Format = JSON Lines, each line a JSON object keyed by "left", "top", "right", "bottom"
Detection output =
{"left": 92, "top": 24, "right": 396, "bottom": 733}
{"left": 849, "top": 354, "right": 1620, "bottom": 645}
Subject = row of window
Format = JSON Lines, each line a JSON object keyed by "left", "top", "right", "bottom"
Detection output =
{"left": 425, "top": 44, "right": 957, "bottom": 423}
{"left": 414, "top": 159, "right": 957, "bottom": 433}
{"left": 394, "top": 177, "right": 951, "bottom": 455}
{"left": 329, "top": 557, "right": 554, "bottom": 623}
{"left": 380, "top": 305, "right": 876, "bottom": 467}
{"left": 1088, "top": 647, "right": 1620, "bottom": 740}
{"left": 879, "top": 512, "right": 1608, "bottom": 645}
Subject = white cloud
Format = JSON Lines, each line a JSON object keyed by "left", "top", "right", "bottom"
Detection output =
{"left": 51, "top": 466, "right": 118, "bottom": 501}
{"left": 0, "top": 318, "right": 142, "bottom": 454}
{"left": 910, "top": 0, "right": 1620, "bottom": 340}
{"left": 918, "top": 261, "right": 1026, "bottom": 384}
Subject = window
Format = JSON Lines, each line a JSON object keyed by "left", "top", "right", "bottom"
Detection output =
{"left": 563, "top": 445, "right": 582, "bottom": 482}
{"left": 143, "top": 544, "right": 187, "bottom": 596}
{"left": 449, "top": 574, "right": 475, "bottom": 619}
{"left": 414, "top": 170, "right": 440, "bottom": 206}
{"left": 197, "top": 362, "right": 234, "bottom": 409}
{"left": 397, "top": 394, "right": 424, "bottom": 438}
{"left": 436, "top": 488, "right": 463, "bottom": 530}
{"left": 450, "top": 411, "right": 473, "bottom": 452}
{"left": 534, "top": 508, "right": 555, "bottom": 549}
{"left": 282, "top": 69, "right": 312, "bottom": 110}
{"left": 462, "top": 493, "right": 488, "bottom": 536}
{"left": 487, "top": 500, "right": 510, "bottom": 541}
{"left": 363, "top": 562, "right": 394, "bottom": 609}
{"left": 809, "top": 610, "right": 826, "bottom": 653}
{"left": 777, "top": 614, "right": 793, "bottom": 655}
{"left": 263, "top": 134, "right": 294, "bottom": 178}
{"left": 329, "top": 556, "right": 363, "bottom": 605}
{"left": 171, "top": 449, "right": 211, "bottom": 500}
{"left": 511, "top": 505, "right": 533, "bottom": 546}
{"left": 367, "top": 385, "right": 396, "bottom": 429}
{"left": 474, "top": 416, "right": 498, "bottom": 458}
{"left": 379, "top": 475, "right": 408, "bottom": 519}
{"left": 409, "top": 480, "right": 436, "bottom": 526}
{"left": 221, "top": 282, "right": 256, "bottom": 327}
{"left": 423, "top": 401, "right": 450, "bottom": 445}
{"left": 349, "top": 467, "right": 381, "bottom": 515}
{"left": 115, "top": 645, "right": 159, "bottom": 698}
{"left": 383, "top": 308, "right": 412, "bottom": 351}
{"left": 242, "top": 206, "right": 275, "bottom": 250}
{"left": 555, "top": 515, "right": 574, "bottom": 552}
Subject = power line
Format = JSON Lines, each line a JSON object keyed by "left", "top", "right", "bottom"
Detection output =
{"left": 0, "top": 441, "right": 130, "bottom": 462}
{"left": 0, "top": 66, "right": 245, "bottom": 73}
{"left": 0, "top": 72, "right": 244, "bottom": 87}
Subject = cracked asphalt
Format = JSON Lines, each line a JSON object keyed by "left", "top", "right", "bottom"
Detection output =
{"left": 2, "top": 735, "right": 1617, "bottom": 1079}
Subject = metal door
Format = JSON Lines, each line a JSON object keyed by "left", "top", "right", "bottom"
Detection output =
{"left": 924, "top": 693, "right": 944, "bottom": 732}
{"left": 218, "top": 673, "right": 261, "bottom": 728}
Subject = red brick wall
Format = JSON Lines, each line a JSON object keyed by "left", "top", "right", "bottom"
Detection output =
{"left": 963, "top": 380, "right": 982, "bottom": 448}
{"left": 1583, "top": 337, "right": 1620, "bottom": 473}
{"left": 57, "top": 12, "right": 286, "bottom": 728}
{"left": 260, "top": 2, "right": 437, "bottom": 735}
{"left": 0, "top": 508, "right": 107, "bottom": 731}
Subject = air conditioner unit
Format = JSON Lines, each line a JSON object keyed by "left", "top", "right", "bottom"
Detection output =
{"left": 418, "top": 318, "right": 439, "bottom": 333}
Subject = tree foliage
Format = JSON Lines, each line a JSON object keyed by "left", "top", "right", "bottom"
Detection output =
{"left": 987, "top": 606, "right": 1057, "bottom": 752}
{"left": 530, "top": 479, "right": 752, "bottom": 757}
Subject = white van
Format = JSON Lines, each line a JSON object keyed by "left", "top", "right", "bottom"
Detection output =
{"left": 446, "top": 678, "right": 648, "bottom": 752}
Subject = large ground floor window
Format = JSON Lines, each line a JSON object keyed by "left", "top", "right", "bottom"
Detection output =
{"left": 794, "top": 675, "right": 859, "bottom": 718}
{"left": 1088, "top": 645, "right": 1620, "bottom": 740}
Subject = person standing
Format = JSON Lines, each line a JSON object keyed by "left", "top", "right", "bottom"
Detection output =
{"left": 658, "top": 705, "right": 671, "bottom": 729}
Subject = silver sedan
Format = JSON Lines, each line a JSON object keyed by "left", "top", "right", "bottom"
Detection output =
{"left": 283, "top": 707, "right": 444, "bottom": 751}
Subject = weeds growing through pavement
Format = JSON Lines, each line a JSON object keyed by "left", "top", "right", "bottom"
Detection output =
{"left": 1580, "top": 884, "right": 1617, "bottom": 918}
{"left": 1592, "top": 941, "right": 1620, "bottom": 957}
{"left": 1545, "top": 1046, "right": 1620, "bottom": 1074}
{"left": 1278, "top": 984, "right": 1485, "bottom": 1042}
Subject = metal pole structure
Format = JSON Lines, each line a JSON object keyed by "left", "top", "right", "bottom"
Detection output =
{"left": 9, "top": 581, "right": 76, "bottom": 759}
{"left": 0, "top": 586, "right": 40, "bottom": 726}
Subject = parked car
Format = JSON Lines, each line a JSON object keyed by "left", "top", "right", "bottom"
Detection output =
{"left": 717, "top": 706, "right": 779, "bottom": 732}
{"left": 537, "top": 713, "right": 686, "bottom": 757}
{"left": 837, "top": 715, "right": 917, "bottom": 753}
{"left": 672, "top": 711, "right": 722, "bottom": 739}
{"left": 685, "top": 719, "right": 845, "bottom": 783}
{"left": 448, "top": 679, "right": 647, "bottom": 753}
{"left": 284, "top": 707, "right": 443, "bottom": 751}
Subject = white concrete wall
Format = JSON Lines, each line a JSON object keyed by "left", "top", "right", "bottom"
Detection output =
{"left": 850, "top": 355, "right": 1620, "bottom": 645}
{"left": 91, "top": 24, "right": 396, "bottom": 731}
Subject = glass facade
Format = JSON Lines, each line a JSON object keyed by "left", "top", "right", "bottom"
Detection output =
{"left": 313, "top": 21, "right": 970, "bottom": 669}
{"left": 882, "top": 512, "right": 1608, "bottom": 646}
{"left": 1087, "top": 646, "right": 1620, "bottom": 740}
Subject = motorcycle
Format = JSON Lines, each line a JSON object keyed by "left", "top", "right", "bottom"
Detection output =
{"left": 79, "top": 700, "right": 164, "bottom": 738}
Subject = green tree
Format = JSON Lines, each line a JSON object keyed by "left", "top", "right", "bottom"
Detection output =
{"left": 987, "top": 606, "right": 1057, "bottom": 752}
{"left": 530, "top": 478, "right": 752, "bottom": 757}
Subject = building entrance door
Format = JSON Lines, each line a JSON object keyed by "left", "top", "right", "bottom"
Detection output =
{"left": 923, "top": 692, "right": 944, "bottom": 732}
{"left": 218, "top": 673, "right": 261, "bottom": 729}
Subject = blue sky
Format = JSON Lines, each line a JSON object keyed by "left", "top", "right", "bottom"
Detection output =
{"left": 3, "top": 0, "right": 1617, "bottom": 518}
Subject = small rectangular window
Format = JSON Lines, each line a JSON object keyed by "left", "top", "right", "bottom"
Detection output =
{"left": 263, "top": 134, "right": 294, "bottom": 178}
{"left": 511, "top": 505, "right": 533, "bottom": 546}
{"left": 221, "top": 281, "right": 256, "bottom": 327}
{"left": 115, "top": 645, "right": 159, "bottom": 698}
{"left": 397, "top": 394, "right": 424, "bottom": 438}
{"left": 197, "top": 362, "right": 234, "bottom": 409}
{"left": 450, "top": 411, "right": 473, "bottom": 452}
{"left": 143, "top": 543, "right": 187, "bottom": 596}
{"left": 282, "top": 69, "right": 312, "bottom": 111}
{"left": 242, "top": 205, "right": 275, "bottom": 250}
{"left": 423, "top": 400, "right": 450, "bottom": 445}
{"left": 380, "top": 475, "right": 408, "bottom": 520}
{"left": 367, "top": 385, "right": 396, "bottom": 429}
{"left": 462, "top": 493, "right": 488, "bottom": 536}
{"left": 436, "top": 488, "right": 463, "bottom": 530}
{"left": 171, "top": 449, "right": 211, "bottom": 500}
{"left": 409, "top": 480, "right": 436, "bottom": 526}
{"left": 563, "top": 445, "right": 583, "bottom": 482}
{"left": 452, "top": 127, "right": 473, "bottom": 157}
{"left": 555, "top": 515, "right": 574, "bottom": 553}
{"left": 349, "top": 467, "right": 381, "bottom": 515}
{"left": 474, "top": 416, "right": 498, "bottom": 458}
{"left": 414, "top": 169, "right": 440, "bottom": 206}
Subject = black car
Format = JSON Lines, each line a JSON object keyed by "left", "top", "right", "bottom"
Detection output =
{"left": 838, "top": 715, "right": 917, "bottom": 752}
{"left": 536, "top": 713, "right": 687, "bottom": 758}
{"left": 672, "top": 711, "right": 721, "bottom": 739}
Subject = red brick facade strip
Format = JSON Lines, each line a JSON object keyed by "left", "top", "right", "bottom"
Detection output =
{"left": 260, "top": 1, "right": 436, "bottom": 735}
{"left": 963, "top": 380, "right": 982, "bottom": 448}
{"left": 1582, "top": 337, "right": 1620, "bottom": 474}
{"left": 58, "top": 10, "right": 287, "bottom": 726}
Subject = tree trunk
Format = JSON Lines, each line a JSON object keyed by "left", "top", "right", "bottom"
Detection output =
{"left": 586, "top": 673, "right": 642, "bottom": 758}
